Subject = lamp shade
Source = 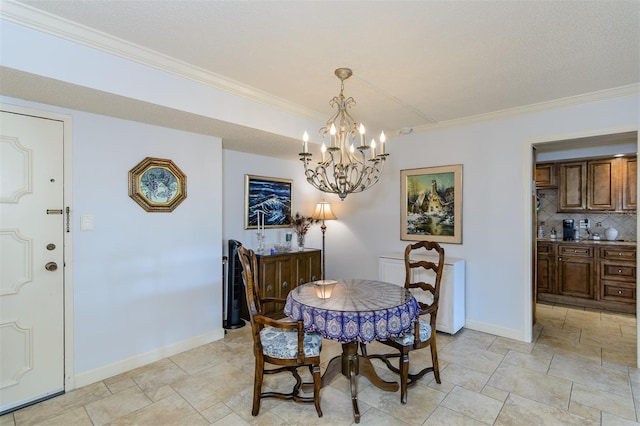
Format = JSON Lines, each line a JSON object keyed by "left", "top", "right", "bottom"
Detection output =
{"left": 312, "top": 202, "right": 337, "bottom": 221}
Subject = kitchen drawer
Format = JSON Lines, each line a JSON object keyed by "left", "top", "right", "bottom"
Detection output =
{"left": 558, "top": 245, "right": 594, "bottom": 258}
{"left": 537, "top": 242, "right": 556, "bottom": 255}
{"left": 600, "top": 261, "right": 636, "bottom": 281}
{"left": 601, "top": 281, "right": 636, "bottom": 303}
{"left": 599, "top": 247, "right": 636, "bottom": 261}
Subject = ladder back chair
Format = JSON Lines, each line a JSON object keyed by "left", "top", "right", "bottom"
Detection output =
{"left": 365, "top": 240, "right": 445, "bottom": 404}
{"left": 237, "top": 246, "right": 323, "bottom": 417}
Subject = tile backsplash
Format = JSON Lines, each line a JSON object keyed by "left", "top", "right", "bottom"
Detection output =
{"left": 537, "top": 189, "right": 637, "bottom": 241}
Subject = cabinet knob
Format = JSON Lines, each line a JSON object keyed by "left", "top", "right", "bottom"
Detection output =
{"left": 282, "top": 281, "right": 288, "bottom": 288}
{"left": 618, "top": 269, "right": 622, "bottom": 273}
{"left": 618, "top": 290, "right": 623, "bottom": 294}
{"left": 267, "top": 285, "right": 273, "bottom": 292}
{"left": 619, "top": 253, "right": 623, "bottom": 256}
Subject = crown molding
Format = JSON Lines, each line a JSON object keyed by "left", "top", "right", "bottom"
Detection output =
{"left": 411, "top": 84, "right": 640, "bottom": 134}
{"left": 0, "top": 0, "right": 324, "bottom": 123}
{"left": 3, "top": 0, "right": 637, "bottom": 135}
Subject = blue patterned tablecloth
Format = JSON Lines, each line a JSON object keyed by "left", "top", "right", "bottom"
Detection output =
{"left": 284, "top": 279, "right": 419, "bottom": 343}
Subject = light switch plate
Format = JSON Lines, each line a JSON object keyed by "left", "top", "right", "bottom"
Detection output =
{"left": 80, "top": 214, "right": 94, "bottom": 231}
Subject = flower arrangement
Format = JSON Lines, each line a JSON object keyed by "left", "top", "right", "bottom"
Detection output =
{"left": 287, "top": 212, "right": 319, "bottom": 236}
{"left": 287, "top": 212, "right": 319, "bottom": 250}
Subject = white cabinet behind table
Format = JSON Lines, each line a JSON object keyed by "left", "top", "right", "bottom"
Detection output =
{"left": 378, "top": 253, "right": 465, "bottom": 334}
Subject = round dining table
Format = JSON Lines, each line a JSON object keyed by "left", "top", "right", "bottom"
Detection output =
{"left": 284, "top": 278, "right": 419, "bottom": 423}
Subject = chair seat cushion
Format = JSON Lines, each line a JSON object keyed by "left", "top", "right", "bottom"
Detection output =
{"left": 260, "top": 327, "right": 322, "bottom": 359}
{"left": 389, "top": 319, "right": 432, "bottom": 346}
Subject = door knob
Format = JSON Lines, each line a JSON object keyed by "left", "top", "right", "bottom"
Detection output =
{"left": 45, "top": 262, "right": 58, "bottom": 271}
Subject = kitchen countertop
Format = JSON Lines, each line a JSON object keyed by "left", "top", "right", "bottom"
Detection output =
{"left": 537, "top": 238, "right": 636, "bottom": 247}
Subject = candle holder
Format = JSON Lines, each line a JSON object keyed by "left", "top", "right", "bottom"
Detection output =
{"left": 314, "top": 280, "right": 337, "bottom": 299}
{"left": 256, "top": 232, "right": 265, "bottom": 253}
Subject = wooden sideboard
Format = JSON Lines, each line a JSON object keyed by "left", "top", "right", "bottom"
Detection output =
{"left": 256, "top": 249, "right": 321, "bottom": 318}
{"left": 378, "top": 253, "right": 466, "bottom": 334}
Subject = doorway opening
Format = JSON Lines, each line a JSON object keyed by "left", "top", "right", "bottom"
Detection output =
{"left": 531, "top": 130, "right": 638, "bottom": 367}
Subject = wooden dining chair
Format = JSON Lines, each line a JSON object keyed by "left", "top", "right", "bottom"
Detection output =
{"left": 237, "top": 246, "right": 323, "bottom": 417}
{"left": 364, "top": 240, "right": 445, "bottom": 404}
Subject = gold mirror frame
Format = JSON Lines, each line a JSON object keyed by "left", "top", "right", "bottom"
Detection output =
{"left": 129, "top": 157, "right": 187, "bottom": 212}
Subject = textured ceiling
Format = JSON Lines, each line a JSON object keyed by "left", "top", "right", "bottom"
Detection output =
{"left": 2, "top": 0, "right": 639, "bottom": 157}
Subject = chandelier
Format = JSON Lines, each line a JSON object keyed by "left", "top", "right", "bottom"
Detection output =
{"left": 300, "top": 68, "right": 388, "bottom": 201}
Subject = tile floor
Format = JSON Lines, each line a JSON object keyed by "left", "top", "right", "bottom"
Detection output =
{"left": 1, "top": 303, "right": 638, "bottom": 425}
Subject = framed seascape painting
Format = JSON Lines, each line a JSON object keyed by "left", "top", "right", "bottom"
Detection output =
{"left": 400, "top": 164, "right": 463, "bottom": 244}
{"left": 244, "top": 175, "right": 293, "bottom": 229}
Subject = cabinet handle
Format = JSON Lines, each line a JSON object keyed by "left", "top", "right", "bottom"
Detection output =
{"left": 618, "top": 290, "right": 623, "bottom": 294}
{"left": 574, "top": 250, "right": 577, "bottom": 253}
{"left": 311, "top": 275, "right": 317, "bottom": 281}
{"left": 267, "top": 285, "right": 273, "bottom": 293}
{"left": 618, "top": 269, "right": 622, "bottom": 273}
{"left": 299, "top": 278, "right": 305, "bottom": 284}
{"left": 559, "top": 257, "right": 562, "bottom": 262}
{"left": 619, "top": 253, "right": 623, "bottom": 256}
{"left": 282, "top": 281, "right": 288, "bottom": 288}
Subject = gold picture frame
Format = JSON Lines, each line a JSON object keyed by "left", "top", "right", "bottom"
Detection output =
{"left": 400, "top": 164, "right": 463, "bottom": 244}
{"left": 129, "top": 157, "right": 187, "bottom": 212}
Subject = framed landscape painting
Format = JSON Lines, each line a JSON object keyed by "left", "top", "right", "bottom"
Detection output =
{"left": 400, "top": 164, "right": 463, "bottom": 244}
{"left": 244, "top": 175, "right": 293, "bottom": 229}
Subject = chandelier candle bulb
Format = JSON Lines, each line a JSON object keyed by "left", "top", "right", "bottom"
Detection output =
{"left": 303, "top": 131, "right": 309, "bottom": 153}
{"left": 299, "top": 68, "right": 389, "bottom": 200}
{"left": 330, "top": 123, "right": 337, "bottom": 148}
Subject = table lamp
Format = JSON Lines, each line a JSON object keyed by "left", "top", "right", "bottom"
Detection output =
{"left": 311, "top": 201, "right": 337, "bottom": 279}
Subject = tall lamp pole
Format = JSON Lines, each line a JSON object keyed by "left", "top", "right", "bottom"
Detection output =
{"left": 311, "top": 201, "right": 337, "bottom": 279}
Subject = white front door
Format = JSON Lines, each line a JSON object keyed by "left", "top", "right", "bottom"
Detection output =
{"left": 0, "top": 110, "right": 65, "bottom": 413}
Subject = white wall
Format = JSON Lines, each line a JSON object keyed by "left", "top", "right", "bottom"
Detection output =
{"left": 2, "top": 96, "right": 224, "bottom": 386}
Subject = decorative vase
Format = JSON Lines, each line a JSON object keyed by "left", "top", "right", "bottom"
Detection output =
{"left": 297, "top": 233, "right": 305, "bottom": 251}
{"left": 605, "top": 227, "right": 618, "bottom": 241}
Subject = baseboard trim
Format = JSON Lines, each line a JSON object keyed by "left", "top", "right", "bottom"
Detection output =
{"left": 73, "top": 328, "right": 225, "bottom": 389}
{"left": 463, "top": 320, "right": 527, "bottom": 342}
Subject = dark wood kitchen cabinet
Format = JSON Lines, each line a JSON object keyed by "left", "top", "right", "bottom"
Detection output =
{"left": 587, "top": 158, "right": 616, "bottom": 211}
{"left": 599, "top": 246, "right": 636, "bottom": 305}
{"left": 537, "top": 241, "right": 636, "bottom": 313}
{"left": 257, "top": 249, "right": 321, "bottom": 317}
{"left": 621, "top": 156, "right": 637, "bottom": 211}
{"left": 556, "top": 156, "right": 636, "bottom": 213}
{"left": 536, "top": 241, "right": 556, "bottom": 294}
{"left": 557, "top": 244, "right": 595, "bottom": 299}
{"left": 535, "top": 163, "right": 557, "bottom": 189}
{"left": 558, "top": 161, "right": 587, "bottom": 212}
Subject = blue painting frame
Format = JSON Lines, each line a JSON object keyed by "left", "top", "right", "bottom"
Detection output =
{"left": 244, "top": 175, "right": 293, "bottom": 229}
